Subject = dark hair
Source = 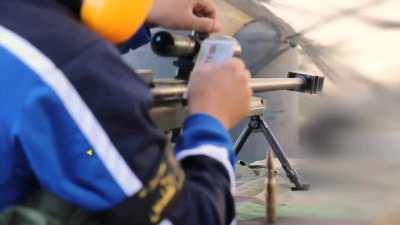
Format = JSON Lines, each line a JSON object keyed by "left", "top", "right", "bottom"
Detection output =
{"left": 56, "top": 0, "right": 81, "bottom": 15}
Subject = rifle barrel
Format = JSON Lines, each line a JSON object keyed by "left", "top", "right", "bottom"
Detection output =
{"left": 249, "top": 78, "right": 304, "bottom": 92}
{"left": 151, "top": 78, "right": 305, "bottom": 98}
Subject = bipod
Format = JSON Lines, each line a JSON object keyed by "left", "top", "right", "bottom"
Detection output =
{"left": 234, "top": 114, "right": 310, "bottom": 191}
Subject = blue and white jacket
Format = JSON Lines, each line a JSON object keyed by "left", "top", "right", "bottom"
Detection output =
{"left": 0, "top": 0, "right": 236, "bottom": 225}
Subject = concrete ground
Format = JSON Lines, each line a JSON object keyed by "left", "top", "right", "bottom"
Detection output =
{"left": 236, "top": 158, "right": 400, "bottom": 225}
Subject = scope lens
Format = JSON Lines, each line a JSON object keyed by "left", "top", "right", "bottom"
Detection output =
{"left": 151, "top": 32, "right": 174, "bottom": 56}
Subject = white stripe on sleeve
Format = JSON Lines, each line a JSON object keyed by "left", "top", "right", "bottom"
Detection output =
{"left": 176, "top": 145, "right": 235, "bottom": 193}
{"left": 0, "top": 25, "right": 142, "bottom": 196}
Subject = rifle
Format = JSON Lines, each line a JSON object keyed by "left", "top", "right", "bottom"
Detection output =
{"left": 142, "top": 31, "right": 324, "bottom": 131}
{"left": 143, "top": 31, "right": 323, "bottom": 191}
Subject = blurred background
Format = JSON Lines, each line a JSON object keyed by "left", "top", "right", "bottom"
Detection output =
{"left": 231, "top": 1, "right": 400, "bottom": 224}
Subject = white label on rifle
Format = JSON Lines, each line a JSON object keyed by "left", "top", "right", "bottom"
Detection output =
{"left": 194, "top": 36, "right": 237, "bottom": 68}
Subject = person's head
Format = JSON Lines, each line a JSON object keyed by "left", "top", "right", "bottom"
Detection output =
{"left": 58, "top": 0, "right": 153, "bottom": 44}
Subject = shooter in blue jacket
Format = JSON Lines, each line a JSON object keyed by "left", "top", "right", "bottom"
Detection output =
{"left": 0, "top": 0, "right": 252, "bottom": 224}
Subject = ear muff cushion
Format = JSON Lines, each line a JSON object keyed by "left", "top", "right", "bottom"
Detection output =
{"left": 81, "top": 0, "right": 154, "bottom": 44}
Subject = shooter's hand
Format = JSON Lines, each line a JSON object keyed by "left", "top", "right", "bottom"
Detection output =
{"left": 147, "top": 0, "right": 222, "bottom": 33}
{"left": 188, "top": 58, "right": 252, "bottom": 129}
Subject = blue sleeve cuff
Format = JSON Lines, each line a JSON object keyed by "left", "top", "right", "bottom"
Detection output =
{"left": 118, "top": 26, "right": 151, "bottom": 54}
{"left": 175, "top": 114, "right": 235, "bottom": 165}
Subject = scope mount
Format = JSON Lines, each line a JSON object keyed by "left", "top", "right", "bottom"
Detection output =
{"left": 151, "top": 31, "right": 209, "bottom": 80}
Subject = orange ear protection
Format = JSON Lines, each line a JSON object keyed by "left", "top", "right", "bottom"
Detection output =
{"left": 81, "top": 0, "right": 154, "bottom": 44}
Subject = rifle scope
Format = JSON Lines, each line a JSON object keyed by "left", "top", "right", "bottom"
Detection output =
{"left": 151, "top": 31, "right": 242, "bottom": 58}
{"left": 151, "top": 31, "right": 201, "bottom": 58}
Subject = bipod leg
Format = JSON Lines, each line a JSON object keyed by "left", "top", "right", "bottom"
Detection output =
{"left": 257, "top": 115, "right": 310, "bottom": 191}
{"left": 234, "top": 123, "right": 253, "bottom": 156}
